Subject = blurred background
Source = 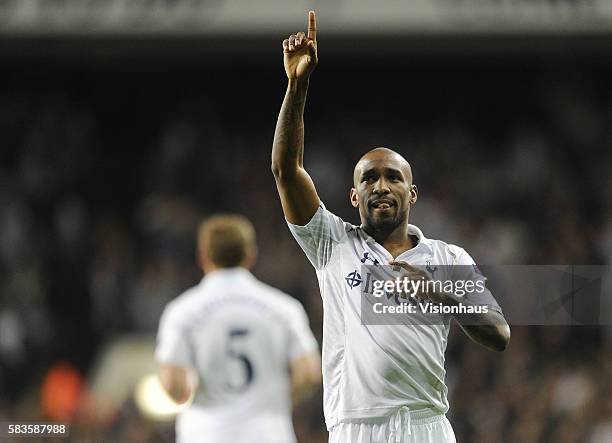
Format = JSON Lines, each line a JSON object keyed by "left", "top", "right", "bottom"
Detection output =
{"left": 1, "top": 1, "right": 612, "bottom": 442}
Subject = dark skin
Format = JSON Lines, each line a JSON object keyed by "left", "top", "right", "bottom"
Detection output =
{"left": 272, "top": 11, "right": 510, "bottom": 352}
{"left": 351, "top": 148, "right": 418, "bottom": 258}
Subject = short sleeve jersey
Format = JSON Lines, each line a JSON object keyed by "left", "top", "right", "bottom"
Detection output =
{"left": 288, "top": 203, "right": 501, "bottom": 430}
{"left": 156, "top": 268, "right": 318, "bottom": 443}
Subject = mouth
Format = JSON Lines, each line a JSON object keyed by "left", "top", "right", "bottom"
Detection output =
{"left": 369, "top": 198, "right": 396, "bottom": 211}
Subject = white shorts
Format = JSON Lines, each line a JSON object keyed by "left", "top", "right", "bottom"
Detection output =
{"left": 329, "top": 407, "right": 456, "bottom": 443}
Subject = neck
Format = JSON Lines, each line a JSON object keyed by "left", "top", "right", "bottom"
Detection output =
{"left": 363, "top": 220, "right": 416, "bottom": 259}
{"left": 202, "top": 264, "right": 249, "bottom": 275}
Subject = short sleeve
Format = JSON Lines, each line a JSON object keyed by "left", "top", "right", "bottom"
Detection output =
{"left": 287, "top": 202, "right": 347, "bottom": 270}
{"left": 287, "top": 302, "right": 319, "bottom": 361}
{"left": 450, "top": 246, "right": 503, "bottom": 315}
{"left": 155, "top": 305, "right": 194, "bottom": 368}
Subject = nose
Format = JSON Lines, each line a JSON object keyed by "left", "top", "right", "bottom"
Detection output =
{"left": 373, "top": 177, "right": 390, "bottom": 195}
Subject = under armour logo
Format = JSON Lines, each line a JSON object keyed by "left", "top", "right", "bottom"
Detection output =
{"left": 360, "top": 252, "right": 380, "bottom": 266}
{"left": 345, "top": 270, "right": 362, "bottom": 288}
{"left": 426, "top": 261, "right": 438, "bottom": 278}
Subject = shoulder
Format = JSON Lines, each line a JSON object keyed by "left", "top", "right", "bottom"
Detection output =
{"left": 319, "top": 203, "right": 359, "bottom": 241}
{"left": 305, "top": 202, "right": 357, "bottom": 238}
{"left": 426, "top": 237, "right": 474, "bottom": 265}
{"left": 443, "top": 242, "right": 469, "bottom": 261}
{"left": 161, "top": 284, "right": 205, "bottom": 324}
{"left": 253, "top": 278, "right": 305, "bottom": 314}
{"left": 243, "top": 280, "right": 309, "bottom": 331}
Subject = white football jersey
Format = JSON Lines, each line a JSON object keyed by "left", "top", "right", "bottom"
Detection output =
{"left": 288, "top": 202, "right": 501, "bottom": 430}
{"left": 156, "top": 267, "right": 318, "bottom": 443}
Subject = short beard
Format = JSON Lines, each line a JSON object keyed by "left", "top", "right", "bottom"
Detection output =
{"left": 363, "top": 212, "right": 402, "bottom": 235}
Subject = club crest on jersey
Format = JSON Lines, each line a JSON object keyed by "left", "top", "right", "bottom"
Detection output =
{"left": 360, "top": 251, "right": 380, "bottom": 266}
{"left": 345, "top": 270, "right": 362, "bottom": 288}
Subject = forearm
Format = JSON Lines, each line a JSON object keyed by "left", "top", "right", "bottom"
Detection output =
{"left": 165, "top": 383, "right": 192, "bottom": 404}
{"left": 159, "top": 365, "right": 196, "bottom": 404}
{"left": 272, "top": 11, "right": 320, "bottom": 224}
{"left": 291, "top": 379, "right": 314, "bottom": 408}
{"left": 426, "top": 286, "right": 510, "bottom": 352}
{"left": 290, "top": 353, "right": 322, "bottom": 408}
{"left": 391, "top": 261, "right": 511, "bottom": 352}
{"left": 271, "top": 78, "right": 310, "bottom": 178}
{"left": 453, "top": 309, "right": 510, "bottom": 352}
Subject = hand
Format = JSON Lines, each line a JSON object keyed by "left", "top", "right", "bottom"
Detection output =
{"left": 389, "top": 260, "right": 449, "bottom": 304}
{"left": 283, "top": 11, "right": 318, "bottom": 80}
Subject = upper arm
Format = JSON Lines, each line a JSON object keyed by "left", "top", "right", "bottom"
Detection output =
{"left": 455, "top": 311, "right": 511, "bottom": 352}
{"left": 286, "top": 302, "right": 320, "bottom": 385}
{"left": 156, "top": 304, "right": 196, "bottom": 402}
{"left": 449, "top": 246, "right": 510, "bottom": 350}
{"left": 450, "top": 246, "right": 504, "bottom": 315}
{"left": 273, "top": 166, "right": 320, "bottom": 225}
{"left": 156, "top": 306, "right": 193, "bottom": 367}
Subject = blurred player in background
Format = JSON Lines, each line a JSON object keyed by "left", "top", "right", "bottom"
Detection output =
{"left": 155, "top": 214, "right": 321, "bottom": 443}
{"left": 272, "top": 11, "right": 511, "bottom": 443}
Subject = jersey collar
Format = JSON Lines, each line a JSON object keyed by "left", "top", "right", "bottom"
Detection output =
{"left": 358, "top": 223, "right": 433, "bottom": 255}
{"left": 407, "top": 224, "right": 434, "bottom": 254}
{"left": 200, "top": 266, "right": 253, "bottom": 284}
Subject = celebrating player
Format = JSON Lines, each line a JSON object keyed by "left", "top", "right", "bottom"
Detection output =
{"left": 271, "top": 11, "right": 510, "bottom": 443}
{"left": 155, "top": 214, "right": 321, "bottom": 443}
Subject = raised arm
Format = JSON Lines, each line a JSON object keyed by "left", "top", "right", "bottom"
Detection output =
{"left": 271, "top": 11, "right": 320, "bottom": 225}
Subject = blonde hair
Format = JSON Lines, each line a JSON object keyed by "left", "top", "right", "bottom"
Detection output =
{"left": 197, "top": 214, "right": 256, "bottom": 268}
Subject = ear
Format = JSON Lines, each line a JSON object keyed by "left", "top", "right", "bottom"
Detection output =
{"left": 409, "top": 184, "right": 418, "bottom": 204}
{"left": 350, "top": 188, "right": 359, "bottom": 208}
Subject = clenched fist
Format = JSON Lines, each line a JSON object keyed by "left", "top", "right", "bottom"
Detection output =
{"left": 283, "top": 11, "right": 318, "bottom": 80}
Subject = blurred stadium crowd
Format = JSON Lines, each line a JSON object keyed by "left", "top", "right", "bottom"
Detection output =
{"left": 0, "top": 53, "right": 611, "bottom": 442}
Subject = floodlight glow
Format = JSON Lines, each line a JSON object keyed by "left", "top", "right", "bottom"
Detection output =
{"left": 134, "top": 374, "right": 190, "bottom": 421}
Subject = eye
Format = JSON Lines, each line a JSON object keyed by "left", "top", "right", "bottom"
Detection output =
{"left": 362, "top": 175, "right": 376, "bottom": 183}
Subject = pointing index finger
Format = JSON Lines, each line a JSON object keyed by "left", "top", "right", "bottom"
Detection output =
{"left": 307, "top": 10, "right": 316, "bottom": 41}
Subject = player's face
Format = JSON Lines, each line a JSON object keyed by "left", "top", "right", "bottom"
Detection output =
{"left": 351, "top": 152, "right": 417, "bottom": 230}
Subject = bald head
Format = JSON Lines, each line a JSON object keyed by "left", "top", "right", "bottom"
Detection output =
{"left": 353, "top": 147, "right": 413, "bottom": 187}
{"left": 350, "top": 147, "right": 418, "bottom": 232}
